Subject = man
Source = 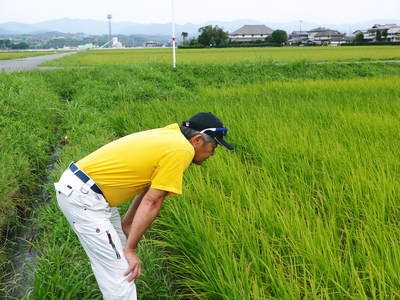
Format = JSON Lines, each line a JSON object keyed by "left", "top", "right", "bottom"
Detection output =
{"left": 54, "top": 112, "right": 233, "bottom": 300}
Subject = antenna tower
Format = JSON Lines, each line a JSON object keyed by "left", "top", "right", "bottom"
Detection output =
{"left": 107, "top": 14, "right": 112, "bottom": 43}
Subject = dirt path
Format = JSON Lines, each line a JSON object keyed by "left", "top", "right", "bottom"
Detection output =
{"left": 0, "top": 52, "right": 76, "bottom": 72}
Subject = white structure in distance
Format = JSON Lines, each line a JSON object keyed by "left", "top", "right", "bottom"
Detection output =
{"left": 112, "top": 37, "right": 123, "bottom": 48}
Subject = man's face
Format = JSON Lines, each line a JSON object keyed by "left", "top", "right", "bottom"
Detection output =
{"left": 192, "top": 136, "right": 217, "bottom": 165}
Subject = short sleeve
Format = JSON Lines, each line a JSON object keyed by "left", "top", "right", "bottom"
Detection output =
{"left": 151, "top": 149, "right": 193, "bottom": 196}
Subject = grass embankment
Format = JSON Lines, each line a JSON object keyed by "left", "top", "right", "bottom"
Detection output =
{"left": 41, "top": 46, "right": 400, "bottom": 66}
{"left": 0, "top": 51, "right": 59, "bottom": 61}
{"left": 25, "top": 62, "right": 400, "bottom": 299}
{"left": 0, "top": 72, "right": 62, "bottom": 296}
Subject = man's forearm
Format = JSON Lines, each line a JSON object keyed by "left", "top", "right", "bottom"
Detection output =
{"left": 124, "top": 197, "right": 163, "bottom": 251}
{"left": 122, "top": 191, "right": 147, "bottom": 236}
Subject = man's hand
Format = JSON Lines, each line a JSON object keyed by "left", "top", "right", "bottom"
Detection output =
{"left": 122, "top": 188, "right": 168, "bottom": 282}
{"left": 123, "top": 248, "right": 142, "bottom": 282}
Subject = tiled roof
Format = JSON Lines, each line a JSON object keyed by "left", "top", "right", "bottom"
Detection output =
{"left": 372, "top": 24, "right": 398, "bottom": 30}
{"left": 309, "top": 27, "right": 337, "bottom": 33}
{"left": 231, "top": 25, "right": 274, "bottom": 35}
{"left": 314, "top": 32, "right": 343, "bottom": 37}
{"left": 388, "top": 27, "right": 400, "bottom": 34}
{"left": 291, "top": 31, "right": 308, "bottom": 35}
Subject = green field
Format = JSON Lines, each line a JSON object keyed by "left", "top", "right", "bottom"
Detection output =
{"left": 42, "top": 46, "right": 400, "bottom": 66}
{"left": 0, "top": 51, "right": 59, "bottom": 60}
{"left": 1, "top": 52, "right": 400, "bottom": 299}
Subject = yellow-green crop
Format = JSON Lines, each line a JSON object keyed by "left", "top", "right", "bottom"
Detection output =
{"left": 2, "top": 61, "right": 400, "bottom": 299}
{"left": 0, "top": 51, "right": 59, "bottom": 60}
{"left": 42, "top": 46, "right": 400, "bottom": 66}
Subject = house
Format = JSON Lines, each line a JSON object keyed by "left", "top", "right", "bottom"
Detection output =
{"left": 288, "top": 31, "right": 309, "bottom": 44}
{"left": 289, "top": 27, "right": 346, "bottom": 45}
{"left": 144, "top": 41, "right": 162, "bottom": 48}
{"left": 388, "top": 27, "right": 400, "bottom": 42}
{"left": 229, "top": 25, "right": 273, "bottom": 42}
{"left": 308, "top": 27, "right": 340, "bottom": 40}
{"left": 313, "top": 31, "right": 346, "bottom": 45}
{"left": 369, "top": 24, "right": 398, "bottom": 41}
{"left": 353, "top": 30, "right": 375, "bottom": 41}
{"left": 355, "top": 24, "right": 400, "bottom": 42}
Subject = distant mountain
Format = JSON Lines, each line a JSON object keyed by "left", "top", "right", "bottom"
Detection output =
{"left": 1, "top": 18, "right": 399, "bottom": 37}
{"left": 0, "top": 22, "right": 45, "bottom": 34}
{"left": 0, "top": 28, "right": 16, "bottom": 35}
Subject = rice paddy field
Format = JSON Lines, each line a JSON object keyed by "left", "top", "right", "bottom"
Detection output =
{"left": 1, "top": 48, "right": 400, "bottom": 299}
{"left": 41, "top": 45, "right": 400, "bottom": 66}
{"left": 0, "top": 51, "right": 59, "bottom": 60}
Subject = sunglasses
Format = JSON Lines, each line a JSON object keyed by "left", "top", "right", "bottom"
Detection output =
{"left": 199, "top": 127, "right": 228, "bottom": 136}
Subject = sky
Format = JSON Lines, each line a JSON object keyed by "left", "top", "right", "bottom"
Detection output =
{"left": 1, "top": 0, "right": 399, "bottom": 24}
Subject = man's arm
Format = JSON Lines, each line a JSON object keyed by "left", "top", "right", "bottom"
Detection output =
{"left": 121, "top": 189, "right": 148, "bottom": 237}
{"left": 123, "top": 188, "right": 168, "bottom": 282}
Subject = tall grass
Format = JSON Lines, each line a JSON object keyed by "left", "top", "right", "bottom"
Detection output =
{"left": 27, "top": 68, "right": 182, "bottom": 300}
{"left": 2, "top": 62, "right": 400, "bottom": 299}
{"left": 0, "top": 72, "right": 61, "bottom": 297}
{"left": 103, "top": 76, "right": 400, "bottom": 298}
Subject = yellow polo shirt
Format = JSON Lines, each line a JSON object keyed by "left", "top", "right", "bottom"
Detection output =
{"left": 76, "top": 123, "right": 194, "bottom": 207}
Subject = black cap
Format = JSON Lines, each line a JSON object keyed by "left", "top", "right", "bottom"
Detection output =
{"left": 182, "top": 112, "right": 234, "bottom": 151}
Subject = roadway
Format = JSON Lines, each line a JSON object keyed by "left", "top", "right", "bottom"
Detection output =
{"left": 0, "top": 52, "right": 76, "bottom": 72}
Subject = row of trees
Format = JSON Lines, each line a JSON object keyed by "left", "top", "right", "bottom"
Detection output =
{"left": 0, "top": 39, "right": 29, "bottom": 49}
{"left": 180, "top": 26, "right": 288, "bottom": 47}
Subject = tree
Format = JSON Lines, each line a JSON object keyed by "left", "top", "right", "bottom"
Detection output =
{"left": 0, "top": 39, "right": 12, "bottom": 49}
{"left": 271, "top": 30, "right": 288, "bottom": 44}
{"left": 189, "top": 38, "right": 198, "bottom": 45}
{"left": 354, "top": 32, "right": 364, "bottom": 43}
{"left": 265, "top": 35, "right": 273, "bottom": 42}
{"left": 181, "top": 32, "right": 188, "bottom": 44}
{"left": 382, "top": 29, "right": 388, "bottom": 41}
{"left": 376, "top": 30, "right": 382, "bottom": 41}
{"left": 198, "top": 25, "right": 228, "bottom": 47}
{"left": 11, "top": 42, "right": 29, "bottom": 49}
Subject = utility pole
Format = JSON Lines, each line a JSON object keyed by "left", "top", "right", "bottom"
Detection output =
{"left": 107, "top": 14, "right": 112, "bottom": 43}
{"left": 300, "top": 20, "right": 302, "bottom": 33}
{"left": 171, "top": 0, "right": 176, "bottom": 69}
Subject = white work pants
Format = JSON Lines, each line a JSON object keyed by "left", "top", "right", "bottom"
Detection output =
{"left": 54, "top": 168, "right": 137, "bottom": 300}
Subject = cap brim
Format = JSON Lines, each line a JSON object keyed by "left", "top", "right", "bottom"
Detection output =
{"left": 215, "top": 137, "right": 234, "bottom": 151}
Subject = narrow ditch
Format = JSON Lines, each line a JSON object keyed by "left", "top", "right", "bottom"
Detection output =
{"left": 5, "top": 121, "right": 65, "bottom": 299}
{"left": 7, "top": 145, "right": 62, "bottom": 299}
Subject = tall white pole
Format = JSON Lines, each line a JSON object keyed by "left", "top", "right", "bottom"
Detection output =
{"left": 171, "top": 0, "right": 176, "bottom": 69}
{"left": 108, "top": 14, "right": 112, "bottom": 43}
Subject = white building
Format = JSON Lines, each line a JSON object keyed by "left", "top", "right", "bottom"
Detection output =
{"left": 288, "top": 31, "right": 309, "bottom": 44}
{"left": 229, "top": 25, "right": 273, "bottom": 42}
{"left": 144, "top": 41, "right": 162, "bottom": 47}
{"left": 78, "top": 43, "right": 96, "bottom": 50}
{"left": 353, "top": 30, "right": 375, "bottom": 41}
{"left": 355, "top": 24, "right": 400, "bottom": 42}
{"left": 313, "top": 31, "right": 346, "bottom": 45}
{"left": 387, "top": 26, "right": 400, "bottom": 42}
{"left": 289, "top": 27, "right": 346, "bottom": 45}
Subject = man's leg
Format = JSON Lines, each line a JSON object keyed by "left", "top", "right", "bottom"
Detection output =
{"left": 110, "top": 207, "right": 127, "bottom": 247}
{"left": 55, "top": 171, "right": 137, "bottom": 300}
{"left": 72, "top": 216, "right": 137, "bottom": 300}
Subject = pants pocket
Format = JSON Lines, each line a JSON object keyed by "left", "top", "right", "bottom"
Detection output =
{"left": 74, "top": 222, "right": 122, "bottom": 260}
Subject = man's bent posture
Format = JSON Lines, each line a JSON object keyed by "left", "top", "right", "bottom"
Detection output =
{"left": 54, "top": 112, "right": 233, "bottom": 299}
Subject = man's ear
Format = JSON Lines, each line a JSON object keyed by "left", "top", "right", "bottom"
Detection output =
{"left": 189, "top": 134, "right": 204, "bottom": 146}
